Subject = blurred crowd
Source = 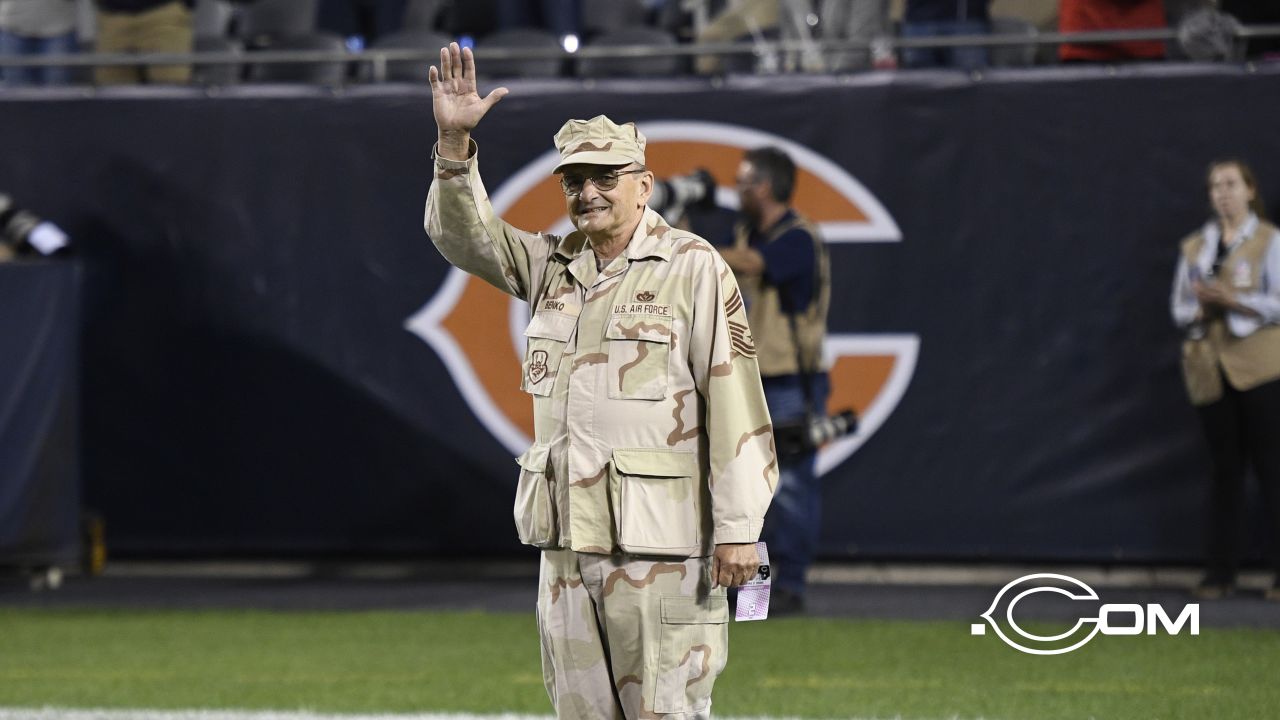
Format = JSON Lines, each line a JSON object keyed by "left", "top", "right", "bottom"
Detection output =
{"left": 0, "top": 0, "right": 1277, "bottom": 86}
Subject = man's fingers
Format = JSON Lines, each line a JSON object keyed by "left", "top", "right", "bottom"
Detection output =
{"left": 428, "top": 64, "right": 438, "bottom": 87}
{"left": 450, "top": 43, "right": 463, "bottom": 84}
{"left": 482, "top": 87, "right": 508, "bottom": 111}
{"left": 463, "top": 45, "right": 476, "bottom": 83}
{"left": 711, "top": 545, "right": 761, "bottom": 588}
{"left": 714, "top": 562, "right": 750, "bottom": 588}
{"left": 439, "top": 45, "right": 451, "bottom": 81}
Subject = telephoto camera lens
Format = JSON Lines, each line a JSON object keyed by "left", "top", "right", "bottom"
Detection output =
{"left": 648, "top": 169, "right": 717, "bottom": 224}
{"left": 808, "top": 410, "right": 858, "bottom": 448}
{"left": 0, "top": 194, "right": 70, "bottom": 257}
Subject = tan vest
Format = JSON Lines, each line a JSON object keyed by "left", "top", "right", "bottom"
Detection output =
{"left": 733, "top": 212, "right": 830, "bottom": 377}
{"left": 1180, "top": 219, "right": 1280, "bottom": 405}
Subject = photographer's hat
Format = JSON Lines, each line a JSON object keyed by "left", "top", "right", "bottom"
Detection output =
{"left": 552, "top": 115, "right": 646, "bottom": 173}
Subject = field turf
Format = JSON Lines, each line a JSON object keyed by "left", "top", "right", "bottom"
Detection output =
{"left": 1, "top": 609, "right": 1278, "bottom": 719}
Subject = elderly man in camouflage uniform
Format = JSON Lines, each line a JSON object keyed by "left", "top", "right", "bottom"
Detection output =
{"left": 425, "top": 43, "right": 778, "bottom": 719}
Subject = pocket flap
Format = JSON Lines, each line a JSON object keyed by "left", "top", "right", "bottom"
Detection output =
{"left": 605, "top": 315, "right": 672, "bottom": 343}
{"left": 525, "top": 312, "right": 575, "bottom": 342}
{"left": 516, "top": 443, "right": 552, "bottom": 471}
{"left": 661, "top": 595, "right": 730, "bottom": 624}
{"left": 613, "top": 448, "right": 696, "bottom": 477}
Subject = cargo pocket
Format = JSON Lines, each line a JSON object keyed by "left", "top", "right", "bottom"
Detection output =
{"left": 535, "top": 605, "right": 558, "bottom": 706}
{"left": 611, "top": 448, "right": 698, "bottom": 556}
{"left": 523, "top": 312, "right": 575, "bottom": 397}
{"left": 513, "top": 443, "right": 558, "bottom": 548}
{"left": 652, "top": 595, "right": 730, "bottom": 714}
{"left": 605, "top": 315, "right": 671, "bottom": 400}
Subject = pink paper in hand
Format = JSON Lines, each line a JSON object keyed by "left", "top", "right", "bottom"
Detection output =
{"left": 735, "top": 541, "right": 771, "bottom": 622}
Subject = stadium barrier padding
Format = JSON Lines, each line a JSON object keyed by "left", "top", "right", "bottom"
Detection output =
{"left": 1, "top": 66, "right": 1278, "bottom": 561}
{"left": 0, "top": 261, "right": 81, "bottom": 567}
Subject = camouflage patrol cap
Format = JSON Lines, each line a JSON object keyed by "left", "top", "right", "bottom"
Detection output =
{"left": 552, "top": 115, "right": 647, "bottom": 173}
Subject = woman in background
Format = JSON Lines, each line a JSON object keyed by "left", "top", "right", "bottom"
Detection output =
{"left": 1171, "top": 160, "right": 1280, "bottom": 601}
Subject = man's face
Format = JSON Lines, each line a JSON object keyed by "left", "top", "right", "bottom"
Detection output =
{"left": 736, "top": 160, "right": 768, "bottom": 224}
{"left": 1209, "top": 164, "right": 1254, "bottom": 223}
{"left": 561, "top": 163, "right": 653, "bottom": 241}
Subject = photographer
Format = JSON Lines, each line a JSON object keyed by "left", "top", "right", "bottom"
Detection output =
{"left": 718, "top": 146, "right": 831, "bottom": 614}
{"left": 1171, "top": 160, "right": 1280, "bottom": 601}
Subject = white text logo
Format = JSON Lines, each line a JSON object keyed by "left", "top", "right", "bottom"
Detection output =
{"left": 971, "top": 573, "right": 1199, "bottom": 655}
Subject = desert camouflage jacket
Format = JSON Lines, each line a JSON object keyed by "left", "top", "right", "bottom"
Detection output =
{"left": 425, "top": 142, "right": 778, "bottom": 557}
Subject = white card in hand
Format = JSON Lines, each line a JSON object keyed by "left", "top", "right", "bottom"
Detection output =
{"left": 734, "top": 541, "right": 771, "bottom": 621}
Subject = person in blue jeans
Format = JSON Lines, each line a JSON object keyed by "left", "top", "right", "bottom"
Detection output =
{"left": 718, "top": 146, "right": 831, "bottom": 614}
{"left": 0, "top": 0, "right": 77, "bottom": 86}
{"left": 902, "top": 0, "right": 990, "bottom": 70}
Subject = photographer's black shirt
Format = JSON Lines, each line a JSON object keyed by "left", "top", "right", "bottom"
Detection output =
{"left": 744, "top": 210, "right": 817, "bottom": 315}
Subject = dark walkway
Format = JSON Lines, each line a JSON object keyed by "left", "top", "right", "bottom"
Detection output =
{"left": 2, "top": 561, "right": 1278, "bottom": 629}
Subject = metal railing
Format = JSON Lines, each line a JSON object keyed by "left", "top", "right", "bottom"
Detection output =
{"left": 1, "top": 24, "right": 1278, "bottom": 84}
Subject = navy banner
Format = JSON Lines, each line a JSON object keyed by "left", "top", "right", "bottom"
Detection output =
{"left": 0, "top": 261, "right": 81, "bottom": 567}
{"left": 1, "top": 65, "right": 1277, "bottom": 561}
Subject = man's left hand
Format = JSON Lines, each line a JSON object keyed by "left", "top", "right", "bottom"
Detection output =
{"left": 712, "top": 543, "right": 761, "bottom": 588}
{"left": 716, "top": 246, "right": 765, "bottom": 276}
{"left": 1195, "top": 280, "right": 1256, "bottom": 316}
{"left": 1194, "top": 280, "right": 1231, "bottom": 307}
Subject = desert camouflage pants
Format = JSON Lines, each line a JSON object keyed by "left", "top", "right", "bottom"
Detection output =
{"left": 537, "top": 549, "right": 731, "bottom": 719}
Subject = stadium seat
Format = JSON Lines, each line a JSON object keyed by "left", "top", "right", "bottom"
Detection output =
{"left": 193, "top": 0, "right": 234, "bottom": 39}
{"left": 476, "top": 28, "right": 563, "bottom": 78}
{"left": 192, "top": 36, "right": 244, "bottom": 85}
{"left": 443, "top": 0, "right": 498, "bottom": 39}
{"left": 582, "top": 0, "right": 650, "bottom": 38}
{"left": 368, "top": 29, "right": 452, "bottom": 82}
{"left": 247, "top": 32, "right": 347, "bottom": 84}
{"left": 70, "top": 38, "right": 94, "bottom": 85}
{"left": 238, "top": 0, "right": 319, "bottom": 45}
{"left": 401, "top": 0, "right": 448, "bottom": 31}
{"left": 988, "top": 16, "right": 1039, "bottom": 67}
{"left": 1177, "top": 8, "right": 1244, "bottom": 62}
{"left": 711, "top": 27, "right": 781, "bottom": 75}
{"left": 577, "top": 27, "right": 681, "bottom": 77}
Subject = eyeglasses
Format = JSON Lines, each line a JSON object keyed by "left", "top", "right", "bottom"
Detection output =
{"left": 559, "top": 169, "right": 646, "bottom": 196}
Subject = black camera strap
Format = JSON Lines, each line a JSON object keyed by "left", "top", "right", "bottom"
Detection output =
{"left": 755, "top": 212, "right": 823, "bottom": 429}
{"left": 784, "top": 220, "right": 824, "bottom": 421}
{"left": 786, "top": 311, "right": 816, "bottom": 421}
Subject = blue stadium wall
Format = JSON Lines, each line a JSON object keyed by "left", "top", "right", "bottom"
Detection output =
{"left": 1, "top": 65, "right": 1278, "bottom": 562}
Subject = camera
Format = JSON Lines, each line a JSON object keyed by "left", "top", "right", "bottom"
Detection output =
{"left": 648, "top": 169, "right": 717, "bottom": 226}
{"left": 0, "top": 194, "right": 69, "bottom": 258}
{"left": 773, "top": 409, "right": 858, "bottom": 458}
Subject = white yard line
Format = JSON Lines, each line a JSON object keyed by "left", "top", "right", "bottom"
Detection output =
{"left": 0, "top": 711, "right": 553, "bottom": 720}
{"left": 0, "top": 709, "right": 954, "bottom": 720}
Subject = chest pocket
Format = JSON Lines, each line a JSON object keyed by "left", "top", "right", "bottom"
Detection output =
{"left": 605, "top": 314, "right": 672, "bottom": 400}
{"left": 1226, "top": 256, "right": 1260, "bottom": 290}
{"left": 522, "top": 311, "right": 576, "bottom": 397}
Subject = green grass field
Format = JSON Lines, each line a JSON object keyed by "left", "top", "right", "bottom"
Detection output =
{"left": 2, "top": 608, "right": 1279, "bottom": 719}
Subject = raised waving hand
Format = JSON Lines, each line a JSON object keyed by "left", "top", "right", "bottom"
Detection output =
{"left": 429, "top": 42, "right": 508, "bottom": 160}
